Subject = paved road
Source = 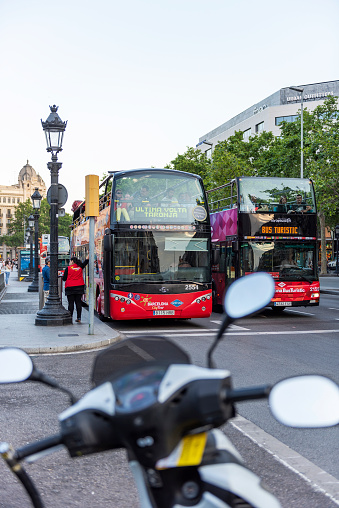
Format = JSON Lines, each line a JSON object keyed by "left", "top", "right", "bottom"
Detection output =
{"left": 107, "top": 294, "right": 339, "bottom": 506}
{"left": 0, "top": 275, "right": 338, "bottom": 507}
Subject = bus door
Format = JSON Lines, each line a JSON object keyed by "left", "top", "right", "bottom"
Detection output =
{"left": 212, "top": 240, "right": 236, "bottom": 306}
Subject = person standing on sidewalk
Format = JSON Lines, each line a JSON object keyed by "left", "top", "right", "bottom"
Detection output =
{"left": 42, "top": 258, "right": 50, "bottom": 305}
{"left": 62, "top": 256, "right": 89, "bottom": 323}
{"left": 4, "top": 260, "right": 11, "bottom": 286}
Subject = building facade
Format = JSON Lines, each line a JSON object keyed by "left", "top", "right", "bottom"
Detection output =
{"left": 0, "top": 161, "right": 47, "bottom": 259}
{"left": 197, "top": 80, "right": 339, "bottom": 155}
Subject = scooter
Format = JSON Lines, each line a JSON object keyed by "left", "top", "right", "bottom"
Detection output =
{"left": 0, "top": 273, "right": 338, "bottom": 508}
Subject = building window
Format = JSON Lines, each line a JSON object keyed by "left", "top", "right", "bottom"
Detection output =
{"left": 243, "top": 128, "right": 252, "bottom": 140}
{"left": 275, "top": 115, "right": 298, "bottom": 126}
{"left": 3, "top": 197, "right": 6, "bottom": 203}
{"left": 17, "top": 198, "right": 20, "bottom": 203}
{"left": 255, "top": 122, "right": 264, "bottom": 133}
{"left": 12, "top": 198, "right": 15, "bottom": 203}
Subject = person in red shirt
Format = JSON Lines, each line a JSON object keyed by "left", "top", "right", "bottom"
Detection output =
{"left": 62, "top": 256, "right": 89, "bottom": 323}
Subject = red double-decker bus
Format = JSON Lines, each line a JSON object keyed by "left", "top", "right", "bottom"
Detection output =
{"left": 208, "top": 177, "right": 320, "bottom": 312}
{"left": 71, "top": 168, "right": 212, "bottom": 320}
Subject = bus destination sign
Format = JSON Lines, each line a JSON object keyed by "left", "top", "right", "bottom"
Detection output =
{"left": 240, "top": 213, "right": 317, "bottom": 238}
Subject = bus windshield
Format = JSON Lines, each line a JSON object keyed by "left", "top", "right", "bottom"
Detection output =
{"left": 112, "top": 171, "right": 208, "bottom": 225}
{"left": 58, "top": 236, "right": 70, "bottom": 253}
{"left": 240, "top": 241, "right": 317, "bottom": 281}
{"left": 113, "top": 231, "right": 210, "bottom": 284}
{"left": 238, "top": 177, "right": 316, "bottom": 213}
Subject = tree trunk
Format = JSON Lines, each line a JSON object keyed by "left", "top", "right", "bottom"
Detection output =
{"left": 318, "top": 210, "right": 327, "bottom": 275}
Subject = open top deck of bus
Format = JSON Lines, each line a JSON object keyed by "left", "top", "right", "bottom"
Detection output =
{"left": 70, "top": 168, "right": 213, "bottom": 320}
{"left": 207, "top": 177, "right": 319, "bottom": 311}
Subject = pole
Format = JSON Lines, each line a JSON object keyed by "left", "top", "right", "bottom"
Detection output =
{"left": 28, "top": 212, "right": 40, "bottom": 292}
{"left": 88, "top": 216, "right": 95, "bottom": 335}
{"left": 85, "top": 174, "right": 99, "bottom": 335}
{"left": 49, "top": 163, "right": 60, "bottom": 302}
{"left": 35, "top": 157, "right": 71, "bottom": 325}
{"left": 26, "top": 228, "right": 34, "bottom": 282}
{"left": 300, "top": 90, "right": 304, "bottom": 179}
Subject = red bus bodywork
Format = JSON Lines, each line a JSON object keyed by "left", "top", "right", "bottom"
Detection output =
{"left": 209, "top": 177, "right": 319, "bottom": 310}
{"left": 71, "top": 169, "right": 212, "bottom": 320}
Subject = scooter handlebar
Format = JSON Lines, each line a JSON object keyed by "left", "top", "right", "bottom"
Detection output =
{"left": 15, "top": 434, "right": 64, "bottom": 461}
{"left": 223, "top": 385, "right": 271, "bottom": 403}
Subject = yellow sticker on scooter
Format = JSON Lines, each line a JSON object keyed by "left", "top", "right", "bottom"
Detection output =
{"left": 177, "top": 432, "right": 207, "bottom": 466}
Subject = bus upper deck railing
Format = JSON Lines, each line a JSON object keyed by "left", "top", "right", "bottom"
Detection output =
{"left": 71, "top": 191, "right": 111, "bottom": 229}
{"left": 206, "top": 181, "right": 235, "bottom": 213}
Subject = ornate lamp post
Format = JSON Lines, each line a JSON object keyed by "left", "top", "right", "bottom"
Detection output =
{"left": 28, "top": 189, "right": 42, "bottom": 292}
{"left": 35, "top": 105, "right": 72, "bottom": 325}
{"left": 26, "top": 215, "right": 35, "bottom": 282}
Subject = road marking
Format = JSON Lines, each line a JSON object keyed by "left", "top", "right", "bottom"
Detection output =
{"left": 329, "top": 308, "right": 339, "bottom": 311}
{"left": 211, "top": 321, "right": 249, "bottom": 330}
{"left": 122, "top": 329, "right": 339, "bottom": 337}
{"left": 231, "top": 415, "right": 339, "bottom": 505}
{"left": 123, "top": 328, "right": 217, "bottom": 334}
{"left": 285, "top": 309, "right": 315, "bottom": 316}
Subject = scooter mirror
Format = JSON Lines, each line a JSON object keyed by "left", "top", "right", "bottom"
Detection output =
{"left": 269, "top": 375, "right": 339, "bottom": 428}
{"left": 224, "top": 273, "right": 275, "bottom": 319}
{"left": 0, "top": 347, "right": 33, "bottom": 383}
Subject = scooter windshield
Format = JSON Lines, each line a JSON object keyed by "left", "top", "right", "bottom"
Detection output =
{"left": 92, "top": 335, "right": 190, "bottom": 387}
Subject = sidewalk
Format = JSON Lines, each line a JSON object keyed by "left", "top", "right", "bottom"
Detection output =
{"left": 0, "top": 272, "right": 338, "bottom": 356}
{"left": 319, "top": 274, "right": 339, "bottom": 295}
{"left": 0, "top": 271, "right": 122, "bottom": 354}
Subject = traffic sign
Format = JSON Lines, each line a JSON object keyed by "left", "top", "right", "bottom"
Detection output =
{"left": 42, "top": 234, "right": 50, "bottom": 245}
{"left": 47, "top": 184, "right": 68, "bottom": 207}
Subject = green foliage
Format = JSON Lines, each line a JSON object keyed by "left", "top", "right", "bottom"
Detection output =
{"left": 167, "top": 147, "right": 211, "bottom": 182}
{"left": 165, "top": 97, "right": 339, "bottom": 271}
{"left": 100, "top": 172, "right": 112, "bottom": 198}
{"left": 306, "top": 96, "right": 339, "bottom": 229}
{"left": 0, "top": 198, "right": 72, "bottom": 250}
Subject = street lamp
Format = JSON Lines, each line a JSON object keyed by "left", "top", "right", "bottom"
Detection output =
{"left": 196, "top": 139, "right": 213, "bottom": 158}
{"left": 289, "top": 86, "right": 304, "bottom": 179}
{"left": 26, "top": 215, "right": 35, "bottom": 282}
{"left": 28, "top": 189, "right": 42, "bottom": 293}
{"left": 35, "top": 105, "right": 72, "bottom": 325}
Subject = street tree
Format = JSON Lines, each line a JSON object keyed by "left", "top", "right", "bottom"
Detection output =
{"left": 167, "top": 147, "right": 211, "bottom": 182}
{"left": 0, "top": 198, "right": 72, "bottom": 253}
{"left": 167, "top": 97, "right": 339, "bottom": 273}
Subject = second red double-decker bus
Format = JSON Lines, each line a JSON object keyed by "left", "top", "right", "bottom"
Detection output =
{"left": 208, "top": 176, "right": 320, "bottom": 312}
{"left": 71, "top": 168, "right": 212, "bottom": 320}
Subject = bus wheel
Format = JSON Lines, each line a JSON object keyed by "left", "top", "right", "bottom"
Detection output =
{"left": 272, "top": 306, "right": 286, "bottom": 313}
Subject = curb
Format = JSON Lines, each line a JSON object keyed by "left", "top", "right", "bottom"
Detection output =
{"left": 24, "top": 333, "right": 123, "bottom": 355}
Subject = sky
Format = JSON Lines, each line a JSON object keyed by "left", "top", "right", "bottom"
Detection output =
{"left": 1, "top": 0, "right": 338, "bottom": 213}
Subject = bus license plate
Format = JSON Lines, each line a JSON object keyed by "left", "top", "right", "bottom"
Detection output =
{"left": 274, "top": 302, "right": 292, "bottom": 306}
{"left": 153, "top": 310, "right": 175, "bottom": 315}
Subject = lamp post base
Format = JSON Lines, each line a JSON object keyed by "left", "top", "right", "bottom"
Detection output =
{"left": 28, "top": 281, "right": 39, "bottom": 292}
{"left": 35, "top": 297, "right": 72, "bottom": 326}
